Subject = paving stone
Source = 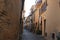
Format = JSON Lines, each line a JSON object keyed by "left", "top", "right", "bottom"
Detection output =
{"left": 22, "top": 29, "right": 45, "bottom": 40}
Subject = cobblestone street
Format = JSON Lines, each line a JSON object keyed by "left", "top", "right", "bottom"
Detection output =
{"left": 22, "top": 29, "right": 45, "bottom": 40}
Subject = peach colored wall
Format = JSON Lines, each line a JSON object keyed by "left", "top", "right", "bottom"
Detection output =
{"left": 46, "top": 0, "right": 59, "bottom": 40}
{"left": 34, "top": 9, "right": 39, "bottom": 31}
{"left": 41, "top": 11, "right": 47, "bottom": 36}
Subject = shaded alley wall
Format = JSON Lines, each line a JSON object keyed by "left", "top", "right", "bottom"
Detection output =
{"left": 0, "top": 0, "right": 23, "bottom": 40}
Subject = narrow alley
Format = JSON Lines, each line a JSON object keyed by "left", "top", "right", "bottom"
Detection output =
{"left": 0, "top": 0, "right": 60, "bottom": 40}
{"left": 22, "top": 29, "right": 45, "bottom": 40}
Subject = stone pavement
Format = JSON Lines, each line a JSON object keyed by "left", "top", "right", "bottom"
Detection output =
{"left": 22, "top": 29, "right": 45, "bottom": 40}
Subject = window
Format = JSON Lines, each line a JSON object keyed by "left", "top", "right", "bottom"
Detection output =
{"left": 36, "top": 23, "right": 37, "bottom": 25}
{"left": 52, "top": 33, "right": 55, "bottom": 39}
{"left": 44, "top": 19, "right": 46, "bottom": 33}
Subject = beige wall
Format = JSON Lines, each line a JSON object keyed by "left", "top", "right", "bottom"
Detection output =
{"left": 40, "top": 0, "right": 60, "bottom": 40}
{"left": 35, "top": 0, "right": 60, "bottom": 40}
{"left": 41, "top": 11, "right": 47, "bottom": 36}
{"left": 0, "top": 0, "right": 23, "bottom": 40}
{"left": 45, "top": 0, "right": 60, "bottom": 40}
{"left": 34, "top": 9, "right": 39, "bottom": 31}
{"left": 42, "top": 0, "right": 45, "bottom": 3}
{"left": 35, "top": 9, "right": 39, "bottom": 23}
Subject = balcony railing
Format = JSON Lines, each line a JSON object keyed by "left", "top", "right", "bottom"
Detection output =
{"left": 36, "top": 0, "right": 42, "bottom": 4}
{"left": 39, "top": 0, "right": 47, "bottom": 14}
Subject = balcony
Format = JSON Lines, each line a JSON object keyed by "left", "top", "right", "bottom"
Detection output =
{"left": 36, "top": 0, "right": 42, "bottom": 8}
{"left": 36, "top": 0, "right": 42, "bottom": 4}
{"left": 39, "top": 0, "right": 47, "bottom": 15}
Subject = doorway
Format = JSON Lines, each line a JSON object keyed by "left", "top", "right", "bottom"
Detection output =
{"left": 44, "top": 19, "right": 46, "bottom": 36}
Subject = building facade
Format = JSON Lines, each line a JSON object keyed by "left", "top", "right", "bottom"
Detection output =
{"left": 0, "top": 0, "right": 24, "bottom": 40}
{"left": 25, "top": 15, "right": 32, "bottom": 31}
{"left": 37, "top": 0, "right": 60, "bottom": 40}
{"left": 34, "top": 0, "right": 42, "bottom": 34}
{"left": 45, "top": 0, "right": 60, "bottom": 40}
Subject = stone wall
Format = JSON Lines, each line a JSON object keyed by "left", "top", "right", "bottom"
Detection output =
{"left": 0, "top": 0, "right": 23, "bottom": 40}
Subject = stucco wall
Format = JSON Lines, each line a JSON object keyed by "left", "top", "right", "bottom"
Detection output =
{"left": 34, "top": 9, "right": 39, "bottom": 31}
{"left": 41, "top": 11, "right": 47, "bottom": 36}
{"left": 46, "top": 0, "right": 59, "bottom": 40}
{"left": 0, "top": 0, "right": 22, "bottom": 40}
